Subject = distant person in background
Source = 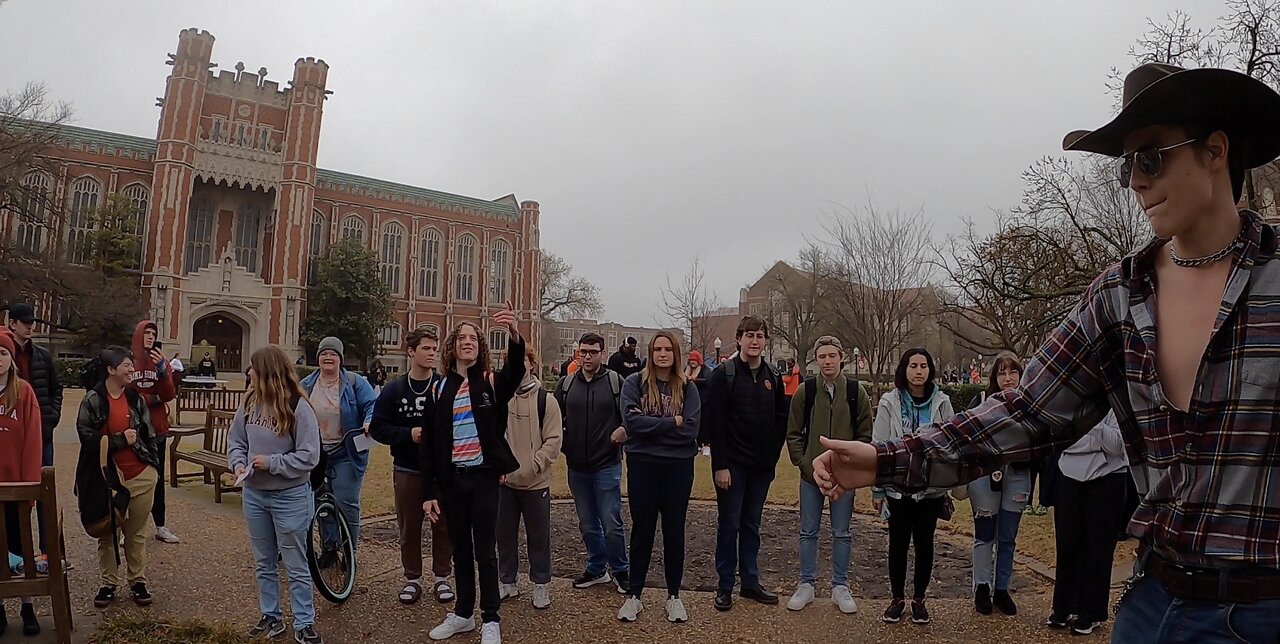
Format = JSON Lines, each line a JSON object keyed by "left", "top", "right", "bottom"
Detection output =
{"left": 608, "top": 337, "right": 643, "bottom": 379}
{"left": 197, "top": 352, "right": 216, "bottom": 378}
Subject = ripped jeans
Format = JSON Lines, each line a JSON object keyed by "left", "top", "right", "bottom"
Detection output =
{"left": 967, "top": 466, "right": 1030, "bottom": 590}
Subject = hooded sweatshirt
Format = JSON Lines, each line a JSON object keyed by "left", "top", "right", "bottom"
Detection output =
{"left": 0, "top": 379, "right": 44, "bottom": 484}
{"left": 620, "top": 373, "right": 701, "bottom": 461}
{"left": 504, "top": 377, "right": 563, "bottom": 490}
{"left": 128, "top": 320, "right": 177, "bottom": 436}
{"left": 226, "top": 396, "right": 321, "bottom": 491}
{"left": 871, "top": 384, "right": 954, "bottom": 501}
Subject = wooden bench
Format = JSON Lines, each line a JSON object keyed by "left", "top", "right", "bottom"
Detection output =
{"left": 174, "top": 387, "right": 245, "bottom": 427}
{"left": 0, "top": 467, "right": 73, "bottom": 643}
{"left": 169, "top": 408, "right": 240, "bottom": 503}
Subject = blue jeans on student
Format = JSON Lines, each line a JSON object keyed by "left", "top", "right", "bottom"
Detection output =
{"left": 317, "top": 439, "right": 369, "bottom": 551}
{"left": 715, "top": 466, "right": 775, "bottom": 591}
{"left": 967, "top": 466, "right": 1030, "bottom": 589}
{"left": 567, "top": 462, "right": 628, "bottom": 577}
{"left": 799, "top": 480, "right": 854, "bottom": 587}
{"left": 243, "top": 483, "right": 316, "bottom": 629}
{"left": 1111, "top": 573, "right": 1280, "bottom": 643}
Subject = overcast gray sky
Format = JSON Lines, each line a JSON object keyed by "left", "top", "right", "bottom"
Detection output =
{"left": 0, "top": 0, "right": 1226, "bottom": 326}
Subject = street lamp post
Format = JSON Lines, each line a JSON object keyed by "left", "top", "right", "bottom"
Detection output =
{"left": 852, "top": 347, "right": 860, "bottom": 377}
{"left": 714, "top": 337, "right": 722, "bottom": 365}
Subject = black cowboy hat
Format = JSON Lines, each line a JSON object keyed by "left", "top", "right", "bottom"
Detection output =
{"left": 1063, "top": 63, "right": 1280, "bottom": 169}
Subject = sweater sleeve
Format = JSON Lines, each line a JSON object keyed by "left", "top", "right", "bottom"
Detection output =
{"left": 154, "top": 364, "right": 177, "bottom": 403}
{"left": 620, "top": 374, "right": 676, "bottom": 436}
{"left": 269, "top": 400, "right": 321, "bottom": 478}
{"left": 677, "top": 381, "right": 701, "bottom": 443}
{"left": 226, "top": 407, "right": 249, "bottom": 474}
{"left": 20, "top": 384, "right": 43, "bottom": 483}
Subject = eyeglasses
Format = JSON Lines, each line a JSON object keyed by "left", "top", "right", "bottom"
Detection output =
{"left": 1116, "top": 138, "right": 1198, "bottom": 188}
{"left": 578, "top": 348, "right": 602, "bottom": 357}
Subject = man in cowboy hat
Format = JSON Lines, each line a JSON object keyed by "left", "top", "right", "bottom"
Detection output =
{"left": 811, "top": 62, "right": 1280, "bottom": 642}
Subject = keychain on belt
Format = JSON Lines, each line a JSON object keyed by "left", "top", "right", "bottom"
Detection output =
{"left": 1114, "top": 546, "right": 1152, "bottom": 613}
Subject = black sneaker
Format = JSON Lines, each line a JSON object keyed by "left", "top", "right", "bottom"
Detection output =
{"left": 1046, "top": 612, "right": 1071, "bottom": 629}
{"left": 993, "top": 588, "right": 1017, "bottom": 616}
{"left": 249, "top": 615, "right": 286, "bottom": 639}
{"left": 1071, "top": 620, "right": 1101, "bottom": 636}
{"left": 612, "top": 570, "right": 630, "bottom": 595}
{"left": 910, "top": 599, "right": 931, "bottom": 624}
{"left": 131, "top": 582, "right": 154, "bottom": 606}
{"left": 20, "top": 603, "right": 39, "bottom": 636}
{"left": 294, "top": 625, "right": 323, "bottom": 644}
{"left": 0, "top": 606, "right": 7, "bottom": 637}
{"left": 882, "top": 599, "right": 906, "bottom": 623}
{"left": 714, "top": 589, "right": 733, "bottom": 612}
{"left": 974, "top": 584, "right": 992, "bottom": 615}
{"left": 93, "top": 586, "right": 117, "bottom": 609}
{"left": 572, "top": 570, "right": 611, "bottom": 589}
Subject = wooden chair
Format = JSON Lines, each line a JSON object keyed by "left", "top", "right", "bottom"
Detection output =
{"left": 169, "top": 407, "right": 240, "bottom": 503}
{"left": 0, "top": 467, "right": 73, "bottom": 643}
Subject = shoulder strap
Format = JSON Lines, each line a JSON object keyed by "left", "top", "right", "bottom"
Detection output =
{"left": 607, "top": 370, "right": 622, "bottom": 398}
{"left": 558, "top": 375, "right": 574, "bottom": 396}
{"left": 723, "top": 359, "right": 736, "bottom": 391}
{"left": 801, "top": 378, "right": 817, "bottom": 454}
{"left": 846, "top": 378, "right": 859, "bottom": 428}
{"left": 537, "top": 388, "right": 547, "bottom": 426}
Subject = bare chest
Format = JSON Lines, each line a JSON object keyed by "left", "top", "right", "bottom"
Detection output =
{"left": 1153, "top": 263, "right": 1232, "bottom": 410}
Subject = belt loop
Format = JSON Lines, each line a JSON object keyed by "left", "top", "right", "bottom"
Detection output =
{"left": 1217, "top": 568, "right": 1230, "bottom": 603}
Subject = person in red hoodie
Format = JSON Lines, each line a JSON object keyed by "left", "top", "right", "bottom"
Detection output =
{"left": 0, "top": 328, "right": 45, "bottom": 636}
{"left": 128, "top": 321, "right": 179, "bottom": 544}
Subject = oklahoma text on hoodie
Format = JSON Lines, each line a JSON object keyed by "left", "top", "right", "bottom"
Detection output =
{"left": 128, "top": 320, "right": 177, "bottom": 437}
{"left": 0, "top": 380, "right": 44, "bottom": 484}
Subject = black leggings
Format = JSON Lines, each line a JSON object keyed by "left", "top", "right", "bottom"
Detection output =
{"left": 886, "top": 496, "right": 943, "bottom": 600}
{"left": 626, "top": 456, "right": 694, "bottom": 598}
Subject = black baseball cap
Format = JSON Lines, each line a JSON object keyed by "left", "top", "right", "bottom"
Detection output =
{"left": 626, "top": 336, "right": 638, "bottom": 346}
{"left": 7, "top": 303, "right": 36, "bottom": 324}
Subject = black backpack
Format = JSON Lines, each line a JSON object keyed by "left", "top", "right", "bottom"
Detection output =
{"left": 800, "top": 376, "right": 860, "bottom": 453}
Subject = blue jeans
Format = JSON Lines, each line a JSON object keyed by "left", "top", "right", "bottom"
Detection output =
{"left": 567, "top": 463, "right": 628, "bottom": 577}
{"left": 967, "top": 466, "right": 1030, "bottom": 589}
{"left": 317, "top": 440, "right": 369, "bottom": 551}
{"left": 1111, "top": 574, "right": 1280, "bottom": 643}
{"left": 715, "top": 466, "right": 774, "bottom": 591}
{"left": 798, "top": 479, "right": 854, "bottom": 587}
{"left": 243, "top": 484, "right": 316, "bottom": 629}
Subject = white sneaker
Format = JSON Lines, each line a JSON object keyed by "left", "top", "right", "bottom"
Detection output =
{"left": 499, "top": 583, "right": 519, "bottom": 600}
{"left": 480, "top": 622, "right": 501, "bottom": 644}
{"left": 532, "top": 583, "right": 551, "bottom": 609}
{"left": 429, "top": 614, "right": 476, "bottom": 640}
{"left": 617, "top": 597, "right": 643, "bottom": 622}
{"left": 155, "top": 526, "right": 181, "bottom": 544}
{"left": 832, "top": 585, "right": 858, "bottom": 614}
{"left": 665, "top": 596, "right": 688, "bottom": 623}
{"left": 787, "top": 583, "right": 814, "bottom": 611}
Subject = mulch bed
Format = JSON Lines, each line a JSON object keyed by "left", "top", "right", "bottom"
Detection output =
{"left": 363, "top": 500, "right": 1036, "bottom": 600}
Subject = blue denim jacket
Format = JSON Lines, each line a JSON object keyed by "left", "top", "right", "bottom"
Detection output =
{"left": 300, "top": 368, "right": 377, "bottom": 438}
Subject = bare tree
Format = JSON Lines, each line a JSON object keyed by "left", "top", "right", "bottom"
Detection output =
{"left": 539, "top": 252, "right": 602, "bottom": 321}
{"left": 760, "top": 246, "right": 832, "bottom": 366}
{"left": 822, "top": 202, "right": 934, "bottom": 395}
{"left": 659, "top": 256, "right": 722, "bottom": 355}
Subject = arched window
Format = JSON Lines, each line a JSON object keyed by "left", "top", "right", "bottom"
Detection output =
{"left": 417, "top": 228, "right": 442, "bottom": 299}
{"left": 184, "top": 197, "right": 214, "bottom": 273}
{"left": 122, "top": 183, "right": 150, "bottom": 268}
{"left": 488, "top": 238, "right": 511, "bottom": 304}
{"left": 308, "top": 211, "right": 327, "bottom": 285}
{"left": 65, "top": 176, "right": 101, "bottom": 265}
{"left": 234, "top": 202, "right": 263, "bottom": 273}
{"left": 488, "top": 328, "right": 509, "bottom": 369}
{"left": 380, "top": 222, "right": 405, "bottom": 294}
{"left": 454, "top": 233, "right": 477, "bottom": 302}
{"left": 340, "top": 214, "right": 366, "bottom": 242}
{"left": 16, "top": 170, "right": 51, "bottom": 255}
{"left": 380, "top": 323, "right": 402, "bottom": 347}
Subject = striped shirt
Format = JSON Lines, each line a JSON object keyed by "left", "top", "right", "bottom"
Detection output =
{"left": 876, "top": 210, "right": 1280, "bottom": 569}
{"left": 450, "top": 379, "right": 484, "bottom": 466}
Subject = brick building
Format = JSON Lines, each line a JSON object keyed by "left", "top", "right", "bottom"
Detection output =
{"left": 542, "top": 318, "right": 683, "bottom": 370}
{"left": 2, "top": 28, "right": 542, "bottom": 372}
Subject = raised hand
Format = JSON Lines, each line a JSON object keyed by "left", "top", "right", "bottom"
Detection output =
{"left": 491, "top": 301, "right": 519, "bottom": 335}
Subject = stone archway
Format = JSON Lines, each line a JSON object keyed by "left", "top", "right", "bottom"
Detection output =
{"left": 192, "top": 311, "right": 249, "bottom": 372}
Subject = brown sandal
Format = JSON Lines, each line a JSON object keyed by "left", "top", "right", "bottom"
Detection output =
{"left": 434, "top": 579, "right": 455, "bottom": 603}
{"left": 398, "top": 580, "right": 421, "bottom": 605}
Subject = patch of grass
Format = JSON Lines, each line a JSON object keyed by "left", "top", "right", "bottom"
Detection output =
{"left": 92, "top": 615, "right": 248, "bottom": 644}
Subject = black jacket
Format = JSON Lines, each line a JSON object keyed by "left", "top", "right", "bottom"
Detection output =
{"left": 370, "top": 372, "right": 439, "bottom": 472}
{"left": 18, "top": 339, "right": 62, "bottom": 444}
{"left": 419, "top": 338, "right": 526, "bottom": 501}
{"left": 75, "top": 385, "right": 161, "bottom": 470}
{"left": 704, "top": 356, "right": 788, "bottom": 471}
{"left": 554, "top": 368, "right": 624, "bottom": 473}
{"left": 607, "top": 348, "right": 643, "bottom": 379}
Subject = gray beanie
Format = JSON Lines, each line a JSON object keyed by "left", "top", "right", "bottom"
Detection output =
{"left": 317, "top": 336, "right": 344, "bottom": 362}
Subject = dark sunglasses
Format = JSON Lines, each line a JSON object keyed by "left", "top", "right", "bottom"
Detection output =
{"left": 1116, "top": 138, "right": 1198, "bottom": 188}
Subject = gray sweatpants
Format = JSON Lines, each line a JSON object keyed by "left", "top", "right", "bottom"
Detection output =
{"left": 496, "top": 486, "right": 552, "bottom": 585}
